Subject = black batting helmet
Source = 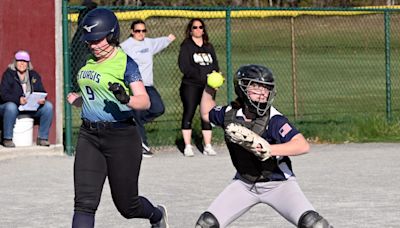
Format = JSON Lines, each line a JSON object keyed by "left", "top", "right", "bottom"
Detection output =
{"left": 81, "top": 8, "right": 120, "bottom": 45}
{"left": 234, "top": 64, "right": 276, "bottom": 116}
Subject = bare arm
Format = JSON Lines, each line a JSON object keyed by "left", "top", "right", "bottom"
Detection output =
{"left": 200, "top": 86, "right": 216, "bottom": 123}
{"left": 270, "top": 133, "right": 310, "bottom": 157}
{"left": 126, "top": 81, "right": 150, "bottom": 110}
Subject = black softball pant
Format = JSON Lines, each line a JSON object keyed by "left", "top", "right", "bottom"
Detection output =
{"left": 179, "top": 83, "right": 212, "bottom": 130}
{"left": 73, "top": 124, "right": 157, "bottom": 220}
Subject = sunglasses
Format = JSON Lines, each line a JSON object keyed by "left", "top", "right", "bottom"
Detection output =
{"left": 133, "top": 29, "right": 147, "bottom": 33}
{"left": 192, "top": 26, "right": 203, "bottom": 30}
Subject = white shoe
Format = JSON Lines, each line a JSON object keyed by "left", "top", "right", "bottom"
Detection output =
{"left": 184, "top": 145, "right": 194, "bottom": 157}
{"left": 203, "top": 144, "right": 217, "bottom": 156}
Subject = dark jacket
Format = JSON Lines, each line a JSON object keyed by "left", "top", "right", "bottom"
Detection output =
{"left": 178, "top": 38, "right": 219, "bottom": 87}
{"left": 0, "top": 68, "right": 46, "bottom": 106}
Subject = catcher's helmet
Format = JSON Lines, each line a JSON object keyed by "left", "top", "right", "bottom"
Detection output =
{"left": 234, "top": 64, "right": 276, "bottom": 116}
{"left": 81, "top": 8, "right": 120, "bottom": 44}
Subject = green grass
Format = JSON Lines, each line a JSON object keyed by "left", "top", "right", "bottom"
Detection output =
{"left": 297, "top": 115, "right": 400, "bottom": 143}
{"left": 67, "top": 13, "right": 400, "bottom": 149}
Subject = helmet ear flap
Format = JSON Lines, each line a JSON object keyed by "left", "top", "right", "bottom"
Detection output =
{"left": 105, "top": 31, "right": 119, "bottom": 45}
{"left": 106, "top": 33, "right": 114, "bottom": 43}
{"left": 107, "top": 23, "right": 120, "bottom": 45}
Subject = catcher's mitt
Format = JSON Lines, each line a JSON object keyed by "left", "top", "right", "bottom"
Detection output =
{"left": 225, "top": 123, "right": 271, "bottom": 161}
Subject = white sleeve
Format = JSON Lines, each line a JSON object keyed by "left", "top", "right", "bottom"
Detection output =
{"left": 149, "top": 37, "right": 172, "bottom": 55}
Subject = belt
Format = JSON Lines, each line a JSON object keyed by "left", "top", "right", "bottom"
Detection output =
{"left": 82, "top": 118, "right": 135, "bottom": 129}
{"left": 235, "top": 173, "right": 271, "bottom": 184}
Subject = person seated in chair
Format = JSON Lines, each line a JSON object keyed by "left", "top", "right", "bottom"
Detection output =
{"left": 0, "top": 50, "right": 53, "bottom": 147}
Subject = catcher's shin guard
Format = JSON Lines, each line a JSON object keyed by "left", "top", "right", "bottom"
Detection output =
{"left": 195, "top": 211, "right": 219, "bottom": 228}
{"left": 298, "top": 210, "right": 333, "bottom": 228}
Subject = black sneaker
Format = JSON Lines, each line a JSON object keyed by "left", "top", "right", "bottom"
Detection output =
{"left": 3, "top": 139, "right": 15, "bottom": 148}
{"left": 151, "top": 205, "right": 169, "bottom": 228}
{"left": 142, "top": 143, "right": 154, "bottom": 158}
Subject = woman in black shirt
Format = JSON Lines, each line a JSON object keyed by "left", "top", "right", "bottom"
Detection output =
{"left": 178, "top": 18, "right": 219, "bottom": 157}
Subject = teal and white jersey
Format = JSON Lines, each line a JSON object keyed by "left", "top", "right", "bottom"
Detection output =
{"left": 77, "top": 48, "right": 142, "bottom": 122}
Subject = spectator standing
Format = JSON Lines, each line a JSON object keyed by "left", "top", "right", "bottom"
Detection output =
{"left": 0, "top": 50, "right": 53, "bottom": 148}
{"left": 178, "top": 18, "right": 219, "bottom": 157}
{"left": 121, "top": 19, "right": 176, "bottom": 157}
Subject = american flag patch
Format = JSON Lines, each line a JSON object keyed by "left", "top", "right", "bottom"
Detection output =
{"left": 279, "top": 123, "right": 292, "bottom": 137}
{"left": 213, "top": 105, "right": 223, "bottom": 111}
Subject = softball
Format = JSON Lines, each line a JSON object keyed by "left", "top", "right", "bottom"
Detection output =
{"left": 207, "top": 71, "right": 224, "bottom": 89}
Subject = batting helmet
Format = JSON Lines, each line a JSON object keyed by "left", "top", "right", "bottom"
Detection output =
{"left": 81, "top": 8, "right": 120, "bottom": 45}
{"left": 234, "top": 64, "right": 276, "bottom": 116}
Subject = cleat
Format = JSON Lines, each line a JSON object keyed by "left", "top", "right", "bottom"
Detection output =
{"left": 151, "top": 205, "right": 169, "bottom": 228}
{"left": 142, "top": 143, "right": 154, "bottom": 158}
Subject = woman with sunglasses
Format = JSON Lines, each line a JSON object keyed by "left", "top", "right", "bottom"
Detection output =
{"left": 66, "top": 8, "right": 168, "bottom": 228}
{"left": 121, "top": 20, "right": 175, "bottom": 158}
{"left": 178, "top": 18, "right": 219, "bottom": 157}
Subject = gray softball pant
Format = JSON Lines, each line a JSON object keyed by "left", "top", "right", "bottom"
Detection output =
{"left": 207, "top": 176, "right": 315, "bottom": 227}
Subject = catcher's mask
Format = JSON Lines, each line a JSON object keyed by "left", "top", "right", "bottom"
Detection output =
{"left": 81, "top": 8, "right": 120, "bottom": 45}
{"left": 234, "top": 64, "right": 276, "bottom": 116}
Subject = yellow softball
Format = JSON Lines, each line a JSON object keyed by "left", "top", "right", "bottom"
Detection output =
{"left": 207, "top": 71, "right": 224, "bottom": 89}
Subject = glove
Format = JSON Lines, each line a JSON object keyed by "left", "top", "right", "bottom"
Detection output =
{"left": 225, "top": 123, "right": 272, "bottom": 161}
{"left": 108, "top": 82, "right": 130, "bottom": 104}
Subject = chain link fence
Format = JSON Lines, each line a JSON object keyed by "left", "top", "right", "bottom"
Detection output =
{"left": 64, "top": 6, "right": 400, "bottom": 153}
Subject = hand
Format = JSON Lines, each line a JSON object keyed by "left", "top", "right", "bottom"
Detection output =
{"left": 37, "top": 99, "right": 46, "bottom": 105}
{"left": 20, "top": 96, "right": 27, "bottom": 105}
{"left": 168, "top": 34, "right": 176, "bottom": 41}
{"left": 67, "top": 92, "right": 79, "bottom": 104}
{"left": 108, "top": 82, "right": 130, "bottom": 104}
{"left": 67, "top": 92, "right": 83, "bottom": 107}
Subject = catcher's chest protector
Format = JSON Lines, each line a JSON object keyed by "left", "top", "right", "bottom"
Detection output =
{"left": 223, "top": 107, "right": 271, "bottom": 136}
{"left": 224, "top": 107, "right": 280, "bottom": 180}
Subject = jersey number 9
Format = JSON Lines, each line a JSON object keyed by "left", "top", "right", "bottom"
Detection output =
{"left": 86, "top": 86, "right": 95, "bottom": 100}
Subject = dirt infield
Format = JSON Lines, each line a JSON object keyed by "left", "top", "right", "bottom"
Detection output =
{"left": 0, "top": 143, "right": 399, "bottom": 227}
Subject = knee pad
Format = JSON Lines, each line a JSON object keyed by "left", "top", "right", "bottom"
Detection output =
{"left": 195, "top": 211, "right": 219, "bottom": 228}
{"left": 298, "top": 210, "right": 332, "bottom": 228}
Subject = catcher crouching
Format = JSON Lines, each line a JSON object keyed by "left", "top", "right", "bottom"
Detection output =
{"left": 196, "top": 64, "right": 333, "bottom": 228}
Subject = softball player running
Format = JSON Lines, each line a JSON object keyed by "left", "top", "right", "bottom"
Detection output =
{"left": 66, "top": 8, "right": 168, "bottom": 228}
{"left": 196, "top": 64, "right": 333, "bottom": 228}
